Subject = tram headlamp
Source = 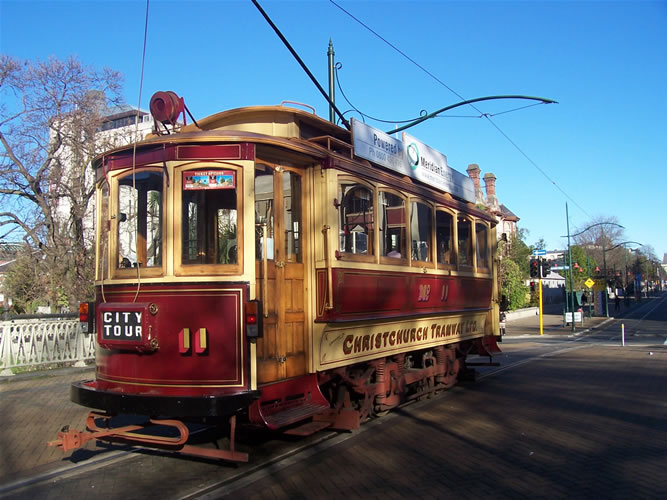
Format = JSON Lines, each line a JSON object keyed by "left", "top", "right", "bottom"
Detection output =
{"left": 150, "top": 91, "right": 184, "bottom": 125}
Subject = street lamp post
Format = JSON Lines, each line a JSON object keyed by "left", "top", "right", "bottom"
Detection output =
{"left": 562, "top": 220, "right": 624, "bottom": 319}
{"left": 601, "top": 226, "right": 609, "bottom": 317}
{"left": 606, "top": 240, "right": 643, "bottom": 307}
{"left": 565, "top": 203, "right": 576, "bottom": 332}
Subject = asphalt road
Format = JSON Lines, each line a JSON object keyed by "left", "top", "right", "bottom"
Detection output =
{"left": 1, "top": 295, "right": 665, "bottom": 500}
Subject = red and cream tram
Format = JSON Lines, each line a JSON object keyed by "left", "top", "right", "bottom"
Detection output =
{"left": 51, "top": 92, "right": 501, "bottom": 461}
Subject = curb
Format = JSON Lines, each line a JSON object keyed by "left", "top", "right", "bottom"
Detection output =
{"left": 0, "top": 365, "right": 94, "bottom": 383}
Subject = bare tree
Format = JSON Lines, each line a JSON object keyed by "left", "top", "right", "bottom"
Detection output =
{"left": 572, "top": 215, "right": 627, "bottom": 282}
{"left": 0, "top": 55, "right": 125, "bottom": 309}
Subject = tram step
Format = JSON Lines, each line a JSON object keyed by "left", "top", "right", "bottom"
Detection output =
{"left": 250, "top": 374, "right": 332, "bottom": 430}
{"left": 263, "top": 402, "right": 331, "bottom": 429}
{"left": 284, "top": 420, "right": 332, "bottom": 436}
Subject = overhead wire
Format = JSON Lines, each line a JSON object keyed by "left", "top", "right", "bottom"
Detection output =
{"left": 334, "top": 63, "right": 428, "bottom": 125}
{"left": 130, "top": 0, "right": 150, "bottom": 303}
{"left": 328, "top": 0, "right": 591, "bottom": 218}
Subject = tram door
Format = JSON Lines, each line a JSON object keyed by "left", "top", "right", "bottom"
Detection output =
{"left": 254, "top": 163, "right": 306, "bottom": 384}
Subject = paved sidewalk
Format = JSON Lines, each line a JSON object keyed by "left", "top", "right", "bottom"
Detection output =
{"left": 0, "top": 366, "right": 99, "bottom": 483}
{"left": 504, "top": 299, "right": 636, "bottom": 338}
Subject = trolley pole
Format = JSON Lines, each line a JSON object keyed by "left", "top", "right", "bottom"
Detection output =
{"left": 327, "top": 39, "right": 335, "bottom": 123}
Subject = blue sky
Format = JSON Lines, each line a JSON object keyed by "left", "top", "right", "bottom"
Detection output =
{"left": 2, "top": 0, "right": 666, "bottom": 257}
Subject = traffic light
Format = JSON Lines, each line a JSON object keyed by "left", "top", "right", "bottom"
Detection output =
{"left": 530, "top": 258, "right": 539, "bottom": 278}
{"left": 541, "top": 259, "right": 551, "bottom": 277}
{"left": 530, "top": 281, "right": 536, "bottom": 292}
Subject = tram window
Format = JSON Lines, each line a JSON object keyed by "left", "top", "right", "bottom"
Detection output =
{"left": 98, "top": 182, "right": 110, "bottom": 280}
{"left": 283, "top": 171, "right": 302, "bottom": 263}
{"left": 255, "top": 168, "right": 274, "bottom": 260}
{"left": 457, "top": 216, "right": 473, "bottom": 268}
{"left": 181, "top": 169, "right": 237, "bottom": 265}
{"left": 338, "top": 183, "right": 374, "bottom": 256}
{"left": 379, "top": 191, "right": 406, "bottom": 259}
{"left": 116, "top": 171, "right": 163, "bottom": 269}
{"left": 476, "top": 222, "right": 489, "bottom": 270}
{"left": 436, "top": 210, "right": 455, "bottom": 266}
{"left": 410, "top": 201, "right": 432, "bottom": 263}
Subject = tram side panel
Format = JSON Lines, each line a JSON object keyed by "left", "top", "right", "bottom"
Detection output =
{"left": 310, "top": 165, "right": 496, "bottom": 373}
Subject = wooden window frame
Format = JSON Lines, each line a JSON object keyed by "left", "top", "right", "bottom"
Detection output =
{"left": 174, "top": 162, "right": 244, "bottom": 277}
{"left": 336, "top": 176, "right": 376, "bottom": 264}
{"left": 475, "top": 220, "right": 491, "bottom": 274}
{"left": 378, "top": 188, "right": 408, "bottom": 266}
{"left": 408, "top": 198, "right": 435, "bottom": 270}
{"left": 110, "top": 167, "right": 167, "bottom": 279}
{"left": 435, "top": 207, "right": 456, "bottom": 271}
{"left": 456, "top": 214, "right": 474, "bottom": 271}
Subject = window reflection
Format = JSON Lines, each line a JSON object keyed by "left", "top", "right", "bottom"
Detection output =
{"left": 379, "top": 191, "right": 406, "bottom": 259}
{"left": 339, "top": 183, "right": 374, "bottom": 255}
{"left": 255, "top": 167, "right": 274, "bottom": 260}
{"left": 457, "top": 216, "right": 473, "bottom": 267}
{"left": 98, "top": 182, "right": 109, "bottom": 279}
{"left": 410, "top": 201, "right": 432, "bottom": 263}
{"left": 117, "top": 171, "right": 163, "bottom": 269}
{"left": 283, "top": 171, "right": 302, "bottom": 263}
{"left": 436, "top": 210, "right": 454, "bottom": 266}
{"left": 476, "top": 222, "right": 489, "bottom": 269}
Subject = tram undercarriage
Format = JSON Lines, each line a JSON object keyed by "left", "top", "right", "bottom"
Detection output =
{"left": 319, "top": 344, "right": 461, "bottom": 422}
{"left": 49, "top": 338, "right": 499, "bottom": 463}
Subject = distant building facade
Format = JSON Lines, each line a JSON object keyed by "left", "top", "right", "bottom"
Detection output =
{"left": 0, "top": 242, "right": 21, "bottom": 310}
{"left": 52, "top": 105, "right": 154, "bottom": 244}
{"left": 465, "top": 164, "right": 519, "bottom": 241}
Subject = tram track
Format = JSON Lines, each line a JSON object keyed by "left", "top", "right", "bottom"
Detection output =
{"left": 181, "top": 340, "right": 595, "bottom": 499}
{"left": 0, "top": 448, "right": 137, "bottom": 498}
{"left": 0, "top": 338, "right": 627, "bottom": 499}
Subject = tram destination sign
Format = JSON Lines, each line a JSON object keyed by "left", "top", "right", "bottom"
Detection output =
{"left": 97, "top": 303, "right": 157, "bottom": 351}
{"left": 183, "top": 170, "right": 235, "bottom": 190}
{"left": 101, "top": 310, "right": 143, "bottom": 341}
{"left": 351, "top": 119, "right": 475, "bottom": 204}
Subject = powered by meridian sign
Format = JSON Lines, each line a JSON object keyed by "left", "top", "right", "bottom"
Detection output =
{"left": 351, "top": 118, "right": 475, "bottom": 204}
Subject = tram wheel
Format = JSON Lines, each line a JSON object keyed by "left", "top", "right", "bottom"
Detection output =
{"left": 439, "top": 347, "right": 460, "bottom": 389}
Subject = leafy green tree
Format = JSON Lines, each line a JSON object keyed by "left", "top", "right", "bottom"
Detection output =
{"left": 533, "top": 237, "right": 547, "bottom": 251}
{"left": 502, "top": 229, "right": 531, "bottom": 276}
{"left": 499, "top": 259, "right": 529, "bottom": 310}
{"left": 1, "top": 245, "right": 49, "bottom": 313}
{"left": 564, "top": 245, "right": 597, "bottom": 290}
{"left": 498, "top": 228, "right": 531, "bottom": 310}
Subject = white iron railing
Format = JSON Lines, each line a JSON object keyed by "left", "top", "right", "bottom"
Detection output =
{"left": 0, "top": 317, "right": 96, "bottom": 376}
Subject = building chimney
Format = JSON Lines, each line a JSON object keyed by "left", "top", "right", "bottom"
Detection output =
{"left": 466, "top": 164, "right": 485, "bottom": 206}
{"left": 483, "top": 172, "right": 499, "bottom": 211}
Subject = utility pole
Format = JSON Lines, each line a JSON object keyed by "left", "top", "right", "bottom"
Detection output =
{"left": 602, "top": 226, "right": 609, "bottom": 317}
{"left": 327, "top": 39, "right": 335, "bottom": 123}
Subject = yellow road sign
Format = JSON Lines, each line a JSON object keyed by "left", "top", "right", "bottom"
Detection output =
{"left": 585, "top": 278, "right": 595, "bottom": 288}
